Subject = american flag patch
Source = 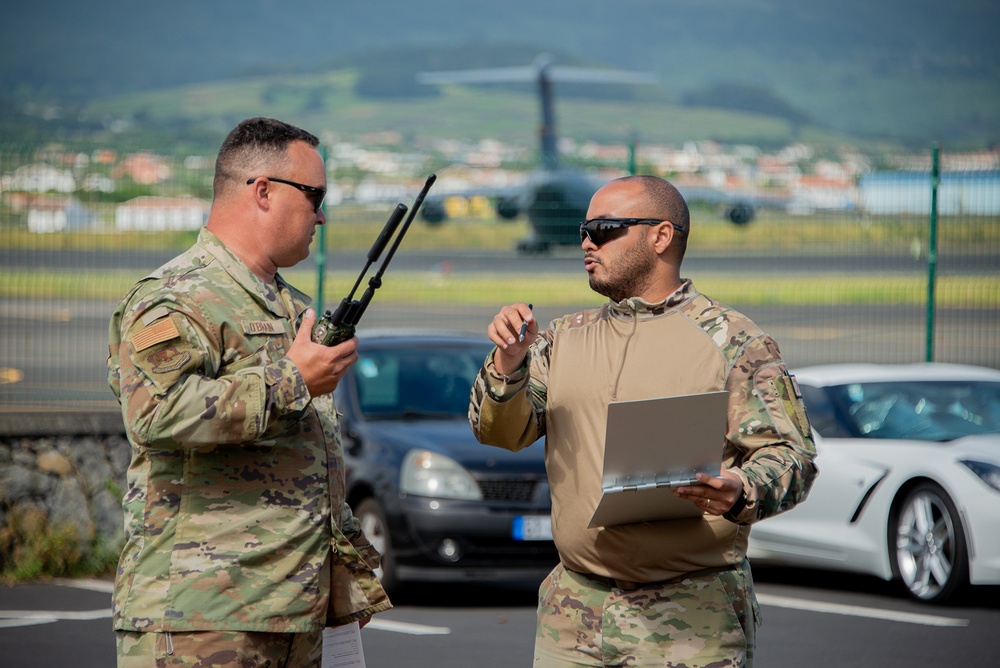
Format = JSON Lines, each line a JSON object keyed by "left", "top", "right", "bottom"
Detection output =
{"left": 132, "top": 317, "right": 180, "bottom": 352}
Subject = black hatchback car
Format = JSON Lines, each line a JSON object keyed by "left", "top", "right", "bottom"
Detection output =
{"left": 335, "top": 331, "right": 558, "bottom": 593}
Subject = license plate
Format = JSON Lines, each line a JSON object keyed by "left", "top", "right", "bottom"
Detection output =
{"left": 512, "top": 515, "right": 553, "bottom": 541}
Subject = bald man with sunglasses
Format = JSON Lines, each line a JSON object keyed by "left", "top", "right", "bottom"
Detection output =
{"left": 108, "top": 117, "right": 390, "bottom": 667}
{"left": 469, "top": 175, "right": 817, "bottom": 667}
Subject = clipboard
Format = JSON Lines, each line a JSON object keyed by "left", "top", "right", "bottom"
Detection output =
{"left": 588, "top": 391, "right": 729, "bottom": 528}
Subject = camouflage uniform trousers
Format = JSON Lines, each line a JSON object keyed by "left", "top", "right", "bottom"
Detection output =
{"left": 533, "top": 560, "right": 761, "bottom": 667}
{"left": 115, "top": 629, "right": 323, "bottom": 667}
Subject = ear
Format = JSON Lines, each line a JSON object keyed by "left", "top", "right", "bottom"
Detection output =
{"left": 651, "top": 221, "right": 675, "bottom": 254}
{"left": 249, "top": 178, "right": 272, "bottom": 211}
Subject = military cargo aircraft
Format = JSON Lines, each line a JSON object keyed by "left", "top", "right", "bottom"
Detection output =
{"left": 417, "top": 55, "right": 762, "bottom": 253}
{"left": 417, "top": 54, "right": 662, "bottom": 253}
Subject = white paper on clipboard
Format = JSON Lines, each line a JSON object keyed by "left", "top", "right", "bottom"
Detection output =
{"left": 588, "top": 391, "right": 728, "bottom": 528}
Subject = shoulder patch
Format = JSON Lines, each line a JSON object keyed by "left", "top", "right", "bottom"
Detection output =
{"left": 132, "top": 317, "right": 180, "bottom": 352}
{"left": 146, "top": 346, "right": 191, "bottom": 373}
{"left": 140, "top": 306, "right": 171, "bottom": 326}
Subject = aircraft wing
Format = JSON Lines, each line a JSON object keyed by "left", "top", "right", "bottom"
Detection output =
{"left": 547, "top": 67, "right": 659, "bottom": 85}
{"left": 417, "top": 67, "right": 538, "bottom": 84}
{"left": 417, "top": 66, "right": 658, "bottom": 85}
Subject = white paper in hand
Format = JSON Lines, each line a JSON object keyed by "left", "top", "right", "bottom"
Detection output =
{"left": 322, "top": 621, "right": 366, "bottom": 668}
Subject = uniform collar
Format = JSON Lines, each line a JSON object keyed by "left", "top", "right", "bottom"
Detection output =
{"left": 608, "top": 278, "right": 698, "bottom": 319}
{"left": 197, "top": 228, "right": 304, "bottom": 319}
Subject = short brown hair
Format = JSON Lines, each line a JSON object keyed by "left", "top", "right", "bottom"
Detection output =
{"left": 213, "top": 117, "right": 319, "bottom": 197}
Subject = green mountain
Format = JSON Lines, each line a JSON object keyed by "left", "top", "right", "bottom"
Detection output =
{"left": 2, "top": 0, "right": 997, "bottom": 148}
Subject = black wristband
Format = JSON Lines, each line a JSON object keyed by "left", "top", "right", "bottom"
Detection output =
{"left": 724, "top": 489, "right": 748, "bottom": 521}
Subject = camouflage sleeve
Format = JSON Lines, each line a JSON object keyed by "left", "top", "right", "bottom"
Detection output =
{"left": 338, "top": 502, "right": 383, "bottom": 571}
{"left": 723, "top": 334, "right": 818, "bottom": 524}
{"left": 468, "top": 331, "right": 551, "bottom": 452}
{"left": 117, "top": 303, "right": 310, "bottom": 448}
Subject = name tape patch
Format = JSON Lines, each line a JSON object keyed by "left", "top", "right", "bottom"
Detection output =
{"left": 242, "top": 320, "right": 284, "bottom": 335}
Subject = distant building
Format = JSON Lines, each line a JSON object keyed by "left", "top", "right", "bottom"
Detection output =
{"left": 113, "top": 153, "right": 172, "bottom": 185}
{"left": 27, "top": 195, "right": 97, "bottom": 233}
{"left": 786, "top": 175, "right": 857, "bottom": 214}
{"left": 1, "top": 164, "right": 76, "bottom": 193}
{"left": 859, "top": 171, "right": 1000, "bottom": 215}
{"left": 115, "top": 196, "right": 207, "bottom": 231}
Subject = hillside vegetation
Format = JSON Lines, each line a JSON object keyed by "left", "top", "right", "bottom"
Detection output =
{"left": 1, "top": 1, "right": 997, "bottom": 148}
{"left": 76, "top": 63, "right": 861, "bottom": 155}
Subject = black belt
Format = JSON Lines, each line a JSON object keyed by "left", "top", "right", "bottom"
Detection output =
{"left": 569, "top": 564, "right": 738, "bottom": 591}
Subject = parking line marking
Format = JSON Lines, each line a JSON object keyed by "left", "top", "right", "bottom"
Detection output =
{"left": 757, "top": 594, "right": 969, "bottom": 627}
{"left": 0, "top": 618, "right": 58, "bottom": 629}
{"left": 21, "top": 581, "right": 967, "bottom": 630}
{"left": 0, "top": 609, "right": 453, "bottom": 636}
{"left": 0, "top": 368, "right": 24, "bottom": 384}
{"left": 42, "top": 582, "right": 454, "bottom": 635}
{"left": 366, "top": 619, "right": 451, "bottom": 635}
{"left": 0, "top": 609, "right": 111, "bottom": 622}
{"left": 54, "top": 578, "right": 114, "bottom": 593}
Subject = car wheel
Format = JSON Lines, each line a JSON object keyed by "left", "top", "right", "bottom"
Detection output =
{"left": 889, "top": 481, "right": 968, "bottom": 603}
{"left": 357, "top": 497, "right": 399, "bottom": 594}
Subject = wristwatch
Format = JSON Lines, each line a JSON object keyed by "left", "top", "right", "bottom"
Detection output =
{"left": 723, "top": 488, "right": 749, "bottom": 522}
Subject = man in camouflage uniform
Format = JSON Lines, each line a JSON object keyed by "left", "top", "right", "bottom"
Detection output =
{"left": 469, "top": 175, "right": 817, "bottom": 667}
{"left": 108, "top": 118, "right": 390, "bottom": 667}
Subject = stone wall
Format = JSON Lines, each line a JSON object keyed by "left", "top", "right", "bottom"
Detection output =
{"left": 0, "top": 412, "right": 129, "bottom": 555}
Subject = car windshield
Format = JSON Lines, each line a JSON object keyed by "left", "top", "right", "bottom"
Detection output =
{"left": 828, "top": 380, "right": 1000, "bottom": 441}
{"left": 352, "top": 344, "right": 490, "bottom": 419}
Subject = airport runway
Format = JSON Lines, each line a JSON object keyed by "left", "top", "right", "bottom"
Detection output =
{"left": 2, "top": 247, "right": 997, "bottom": 411}
{"left": 2, "top": 296, "right": 995, "bottom": 412}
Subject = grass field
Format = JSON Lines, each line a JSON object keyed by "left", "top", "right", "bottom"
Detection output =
{"left": 2, "top": 208, "right": 997, "bottom": 308}
{"left": 4, "top": 206, "right": 999, "bottom": 254}
{"left": 2, "top": 268, "right": 996, "bottom": 310}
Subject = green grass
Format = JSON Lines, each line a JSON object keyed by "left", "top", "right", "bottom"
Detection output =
{"left": 5, "top": 208, "right": 998, "bottom": 254}
{"left": 0, "top": 505, "right": 121, "bottom": 583}
{"left": 3, "top": 209, "right": 997, "bottom": 308}
{"left": 2, "top": 267, "right": 996, "bottom": 309}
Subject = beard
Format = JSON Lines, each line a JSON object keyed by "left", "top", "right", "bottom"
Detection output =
{"left": 588, "top": 232, "right": 658, "bottom": 303}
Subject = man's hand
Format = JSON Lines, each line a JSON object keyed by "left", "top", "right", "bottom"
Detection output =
{"left": 673, "top": 471, "right": 744, "bottom": 516}
{"left": 287, "top": 309, "right": 359, "bottom": 397}
{"left": 487, "top": 302, "right": 536, "bottom": 376}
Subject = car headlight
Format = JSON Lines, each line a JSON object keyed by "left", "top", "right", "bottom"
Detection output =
{"left": 401, "top": 449, "right": 483, "bottom": 500}
{"left": 960, "top": 460, "right": 1000, "bottom": 493}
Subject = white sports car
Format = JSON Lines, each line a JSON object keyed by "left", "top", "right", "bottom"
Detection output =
{"left": 748, "top": 363, "right": 1000, "bottom": 603}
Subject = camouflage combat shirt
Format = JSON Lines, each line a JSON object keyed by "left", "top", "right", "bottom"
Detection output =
{"left": 107, "top": 228, "right": 390, "bottom": 633}
{"left": 469, "top": 279, "right": 818, "bottom": 584}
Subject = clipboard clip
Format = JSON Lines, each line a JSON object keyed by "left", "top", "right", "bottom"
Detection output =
{"left": 603, "top": 467, "right": 712, "bottom": 494}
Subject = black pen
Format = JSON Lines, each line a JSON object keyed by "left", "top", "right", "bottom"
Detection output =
{"left": 519, "top": 303, "right": 533, "bottom": 342}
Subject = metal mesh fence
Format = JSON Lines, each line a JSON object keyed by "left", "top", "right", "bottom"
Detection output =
{"left": 1, "top": 142, "right": 998, "bottom": 413}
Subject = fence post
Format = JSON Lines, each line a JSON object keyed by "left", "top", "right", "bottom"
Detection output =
{"left": 314, "top": 144, "right": 328, "bottom": 315}
{"left": 925, "top": 144, "right": 940, "bottom": 363}
{"left": 628, "top": 134, "right": 637, "bottom": 176}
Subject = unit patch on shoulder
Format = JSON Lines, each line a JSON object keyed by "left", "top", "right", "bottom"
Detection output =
{"left": 146, "top": 346, "right": 191, "bottom": 374}
{"left": 132, "top": 317, "right": 180, "bottom": 352}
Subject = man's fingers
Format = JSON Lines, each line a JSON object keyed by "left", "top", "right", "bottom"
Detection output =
{"left": 491, "top": 313, "right": 519, "bottom": 346}
{"left": 297, "top": 309, "right": 316, "bottom": 340}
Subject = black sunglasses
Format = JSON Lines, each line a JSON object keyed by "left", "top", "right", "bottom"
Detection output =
{"left": 246, "top": 176, "right": 327, "bottom": 213}
{"left": 579, "top": 218, "right": 686, "bottom": 246}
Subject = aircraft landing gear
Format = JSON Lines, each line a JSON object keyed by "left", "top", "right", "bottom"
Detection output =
{"left": 516, "top": 238, "right": 551, "bottom": 255}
